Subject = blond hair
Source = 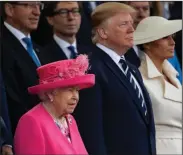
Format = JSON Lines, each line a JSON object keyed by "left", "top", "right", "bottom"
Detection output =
{"left": 91, "top": 2, "right": 136, "bottom": 44}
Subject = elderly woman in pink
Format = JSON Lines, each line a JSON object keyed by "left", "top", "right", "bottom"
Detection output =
{"left": 14, "top": 55, "right": 95, "bottom": 154}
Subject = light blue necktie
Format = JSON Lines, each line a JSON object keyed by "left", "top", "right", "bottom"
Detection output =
{"left": 22, "top": 37, "right": 41, "bottom": 67}
{"left": 67, "top": 45, "right": 77, "bottom": 59}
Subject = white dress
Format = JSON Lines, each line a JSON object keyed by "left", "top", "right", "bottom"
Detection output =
{"left": 139, "top": 54, "right": 182, "bottom": 154}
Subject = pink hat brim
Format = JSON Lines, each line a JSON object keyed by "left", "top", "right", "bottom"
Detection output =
{"left": 28, "top": 74, "right": 95, "bottom": 94}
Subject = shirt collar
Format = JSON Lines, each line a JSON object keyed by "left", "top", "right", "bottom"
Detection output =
{"left": 53, "top": 34, "right": 77, "bottom": 51}
{"left": 96, "top": 43, "right": 125, "bottom": 65}
{"left": 4, "top": 22, "right": 31, "bottom": 41}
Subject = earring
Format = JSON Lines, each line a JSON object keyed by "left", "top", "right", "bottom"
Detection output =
{"left": 47, "top": 94, "right": 53, "bottom": 102}
{"left": 50, "top": 97, "right": 53, "bottom": 102}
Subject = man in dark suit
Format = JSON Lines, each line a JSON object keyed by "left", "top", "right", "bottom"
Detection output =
{"left": 77, "top": 2, "right": 104, "bottom": 47}
{"left": 0, "top": 117, "right": 13, "bottom": 155}
{"left": 1, "top": 2, "right": 45, "bottom": 134}
{"left": 124, "top": 1, "right": 151, "bottom": 67}
{"left": 41, "top": 2, "right": 92, "bottom": 64}
{"left": 0, "top": 73, "right": 13, "bottom": 155}
{"left": 73, "top": 2, "right": 156, "bottom": 155}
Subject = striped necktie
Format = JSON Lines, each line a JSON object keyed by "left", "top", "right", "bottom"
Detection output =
{"left": 119, "top": 57, "right": 148, "bottom": 117}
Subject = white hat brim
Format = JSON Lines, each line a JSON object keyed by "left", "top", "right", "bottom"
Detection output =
{"left": 134, "top": 20, "right": 182, "bottom": 45}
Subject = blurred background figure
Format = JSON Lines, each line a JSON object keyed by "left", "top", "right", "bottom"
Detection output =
{"left": 124, "top": 1, "right": 150, "bottom": 67}
{"left": 40, "top": 2, "right": 92, "bottom": 65}
{"left": 0, "top": 117, "right": 13, "bottom": 155}
{"left": 169, "top": 2, "right": 182, "bottom": 66}
{"left": 1, "top": 1, "right": 46, "bottom": 135}
{"left": 77, "top": 1, "right": 103, "bottom": 47}
{"left": 0, "top": 72, "right": 13, "bottom": 155}
{"left": 126, "top": 1, "right": 150, "bottom": 29}
{"left": 125, "top": 1, "right": 182, "bottom": 83}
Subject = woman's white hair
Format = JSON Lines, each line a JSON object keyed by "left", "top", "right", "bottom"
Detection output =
{"left": 38, "top": 88, "right": 62, "bottom": 103}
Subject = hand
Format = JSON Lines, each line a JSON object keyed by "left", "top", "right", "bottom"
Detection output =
{"left": 2, "top": 145, "right": 13, "bottom": 155}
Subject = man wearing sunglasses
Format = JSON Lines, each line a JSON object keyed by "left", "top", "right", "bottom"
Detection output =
{"left": 40, "top": 2, "right": 91, "bottom": 64}
{"left": 1, "top": 1, "right": 46, "bottom": 135}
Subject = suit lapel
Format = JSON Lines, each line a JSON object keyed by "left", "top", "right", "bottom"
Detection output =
{"left": 77, "top": 43, "right": 94, "bottom": 55}
{"left": 96, "top": 47, "right": 149, "bottom": 125}
{"left": 51, "top": 39, "right": 68, "bottom": 60}
{"left": 3, "top": 26, "right": 38, "bottom": 70}
{"left": 164, "top": 80, "right": 182, "bottom": 102}
{"left": 33, "top": 44, "right": 41, "bottom": 60}
{"left": 77, "top": 44, "right": 84, "bottom": 54}
{"left": 162, "top": 61, "right": 182, "bottom": 102}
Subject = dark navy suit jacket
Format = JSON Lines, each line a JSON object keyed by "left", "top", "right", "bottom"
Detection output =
{"left": 0, "top": 72, "right": 12, "bottom": 147}
{"left": 74, "top": 46, "right": 156, "bottom": 155}
{"left": 125, "top": 47, "right": 141, "bottom": 68}
{"left": 1, "top": 25, "right": 45, "bottom": 134}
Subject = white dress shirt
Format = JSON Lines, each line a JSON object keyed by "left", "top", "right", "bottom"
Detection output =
{"left": 53, "top": 34, "right": 77, "bottom": 59}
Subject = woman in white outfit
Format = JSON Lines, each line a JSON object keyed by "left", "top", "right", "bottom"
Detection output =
{"left": 134, "top": 16, "right": 182, "bottom": 154}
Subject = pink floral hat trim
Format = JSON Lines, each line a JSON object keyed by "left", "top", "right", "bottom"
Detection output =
{"left": 28, "top": 54, "right": 95, "bottom": 94}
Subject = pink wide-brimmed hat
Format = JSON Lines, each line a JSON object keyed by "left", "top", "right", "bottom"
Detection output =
{"left": 28, "top": 55, "right": 95, "bottom": 94}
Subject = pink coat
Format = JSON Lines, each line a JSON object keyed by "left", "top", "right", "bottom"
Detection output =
{"left": 14, "top": 103, "right": 88, "bottom": 154}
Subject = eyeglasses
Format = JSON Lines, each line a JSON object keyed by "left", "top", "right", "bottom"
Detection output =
{"left": 12, "top": 2, "right": 44, "bottom": 10}
{"left": 52, "top": 8, "right": 80, "bottom": 17}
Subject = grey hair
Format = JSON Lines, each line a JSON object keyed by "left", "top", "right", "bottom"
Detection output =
{"left": 91, "top": 28, "right": 99, "bottom": 44}
{"left": 38, "top": 88, "right": 62, "bottom": 102}
{"left": 38, "top": 89, "right": 54, "bottom": 102}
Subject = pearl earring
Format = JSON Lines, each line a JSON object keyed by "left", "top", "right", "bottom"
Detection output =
{"left": 47, "top": 94, "right": 53, "bottom": 102}
{"left": 50, "top": 97, "right": 53, "bottom": 102}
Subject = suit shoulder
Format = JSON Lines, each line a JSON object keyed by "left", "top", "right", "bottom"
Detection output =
{"left": 33, "top": 42, "right": 43, "bottom": 50}
{"left": 77, "top": 43, "right": 96, "bottom": 55}
{"left": 43, "top": 40, "right": 54, "bottom": 51}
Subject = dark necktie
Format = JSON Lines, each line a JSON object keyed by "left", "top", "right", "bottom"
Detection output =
{"left": 68, "top": 45, "right": 77, "bottom": 59}
{"left": 22, "top": 37, "right": 41, "bottom": 67}
{"left": 119, "top": 58, "right": 148, "bottom": 117}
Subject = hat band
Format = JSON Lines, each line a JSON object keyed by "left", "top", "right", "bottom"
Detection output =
{"left": 39, "top": 71, "right": 86, "bottom": 84}
{"left": 40, "top": 74, "right": 63, "bottom": 84}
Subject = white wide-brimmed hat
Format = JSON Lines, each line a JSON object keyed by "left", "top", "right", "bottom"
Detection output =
{"left": 134, "top": 16, "right": 182, "bottom": 45}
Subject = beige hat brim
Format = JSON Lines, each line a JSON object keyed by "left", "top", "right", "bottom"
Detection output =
{"left": 134, "top": 20, "right": 182, "bottom": 45}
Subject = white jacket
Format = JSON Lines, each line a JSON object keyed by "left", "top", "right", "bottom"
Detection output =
{"left": 139, "top": 53, "right": 182, "bottom": 154}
